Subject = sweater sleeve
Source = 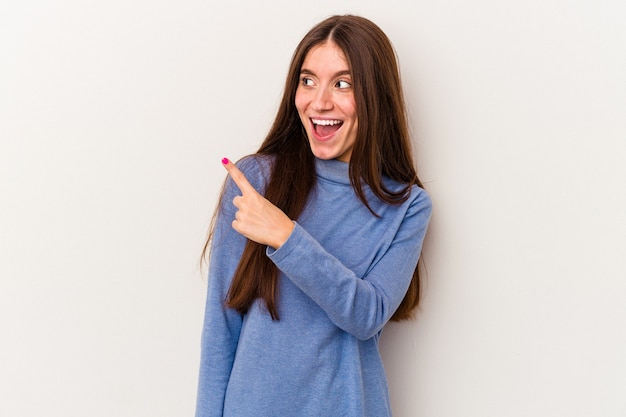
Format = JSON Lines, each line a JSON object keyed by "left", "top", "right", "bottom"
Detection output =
{"left": 195, "top": 158, "right": 266, "bottom": 416}
{"left": 267, "top": 190, "right": 432, "bottom": 340}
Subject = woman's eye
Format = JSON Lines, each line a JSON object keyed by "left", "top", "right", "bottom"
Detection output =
{"left": 336, "top": 80, "right": 351, "bottom": 89}
{"left": 301, "top": 77, "right": 314, "bottom": 86}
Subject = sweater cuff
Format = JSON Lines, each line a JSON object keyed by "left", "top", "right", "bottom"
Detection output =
{"left": 266, "top": 221, "right": 304, "bottom": 261}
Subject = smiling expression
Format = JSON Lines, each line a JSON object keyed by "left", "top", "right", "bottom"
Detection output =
{"left": 295, "top": 41, "right": 358, "bottom": 162}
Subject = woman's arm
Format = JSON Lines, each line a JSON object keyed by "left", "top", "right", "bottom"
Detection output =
{"left": 195, "top": 178, "right": 247, "bottom": 417}
{"left": 267, "top": 192, "right": 432, "bottom": 340}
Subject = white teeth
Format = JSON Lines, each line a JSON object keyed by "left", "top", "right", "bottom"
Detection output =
{"left": 312, "top": 119, "right": 342, "bottom": 126}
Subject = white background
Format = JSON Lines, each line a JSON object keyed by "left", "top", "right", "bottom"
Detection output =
{"left": 1, "top": 1, "right": 625, "bottom": 416}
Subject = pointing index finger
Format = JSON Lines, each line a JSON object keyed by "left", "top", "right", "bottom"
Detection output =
{"left": 221, "top": 157, "right": 256, "bottom": 195}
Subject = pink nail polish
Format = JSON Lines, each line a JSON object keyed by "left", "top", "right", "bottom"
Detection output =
{"left": 221, "top": 158, "right": 229, "bottom": 165}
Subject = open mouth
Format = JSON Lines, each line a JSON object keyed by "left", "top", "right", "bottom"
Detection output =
{"left": 311, "top": 118, "right": 343, "bottom": 139}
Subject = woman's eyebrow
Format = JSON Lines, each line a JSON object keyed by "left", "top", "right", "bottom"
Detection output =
{"left": 300, "top": 68, "right": 352, "bottom": 77}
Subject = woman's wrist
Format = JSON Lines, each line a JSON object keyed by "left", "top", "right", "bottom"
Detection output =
{"left": 271, "top": 220, "right": 295, "bottom": 250}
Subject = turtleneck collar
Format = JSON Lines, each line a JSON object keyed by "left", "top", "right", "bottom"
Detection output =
{"left": 314, "top": 158, "right": 351, "bottom": 185}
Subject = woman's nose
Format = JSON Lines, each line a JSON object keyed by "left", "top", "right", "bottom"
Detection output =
{"left": 312, "top": 87, "right": 333, "bottom": 111}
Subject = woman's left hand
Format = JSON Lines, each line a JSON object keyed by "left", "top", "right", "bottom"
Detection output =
{"left": 222, "top": 158, "right": 295, "bottom": 249}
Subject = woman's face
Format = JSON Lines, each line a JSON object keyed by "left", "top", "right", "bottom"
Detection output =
{"left": 295, "top": 41, "right": 358, "bottom": 162}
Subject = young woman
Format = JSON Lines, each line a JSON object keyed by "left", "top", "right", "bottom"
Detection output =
{"left": 196, "top": 15, "right": 432, "bottom": 417}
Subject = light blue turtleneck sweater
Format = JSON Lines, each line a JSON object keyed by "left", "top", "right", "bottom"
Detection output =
{"left": 196, "top": 155, "right": 432, "bottom": 417}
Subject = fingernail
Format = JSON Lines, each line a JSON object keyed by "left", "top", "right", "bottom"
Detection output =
{"left": 221, "top": 157, "right": 229, "bottom": 165}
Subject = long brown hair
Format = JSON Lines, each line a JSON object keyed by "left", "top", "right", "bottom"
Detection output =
{"left": 203, "top": 15, "right": 424, "bottom": 321}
